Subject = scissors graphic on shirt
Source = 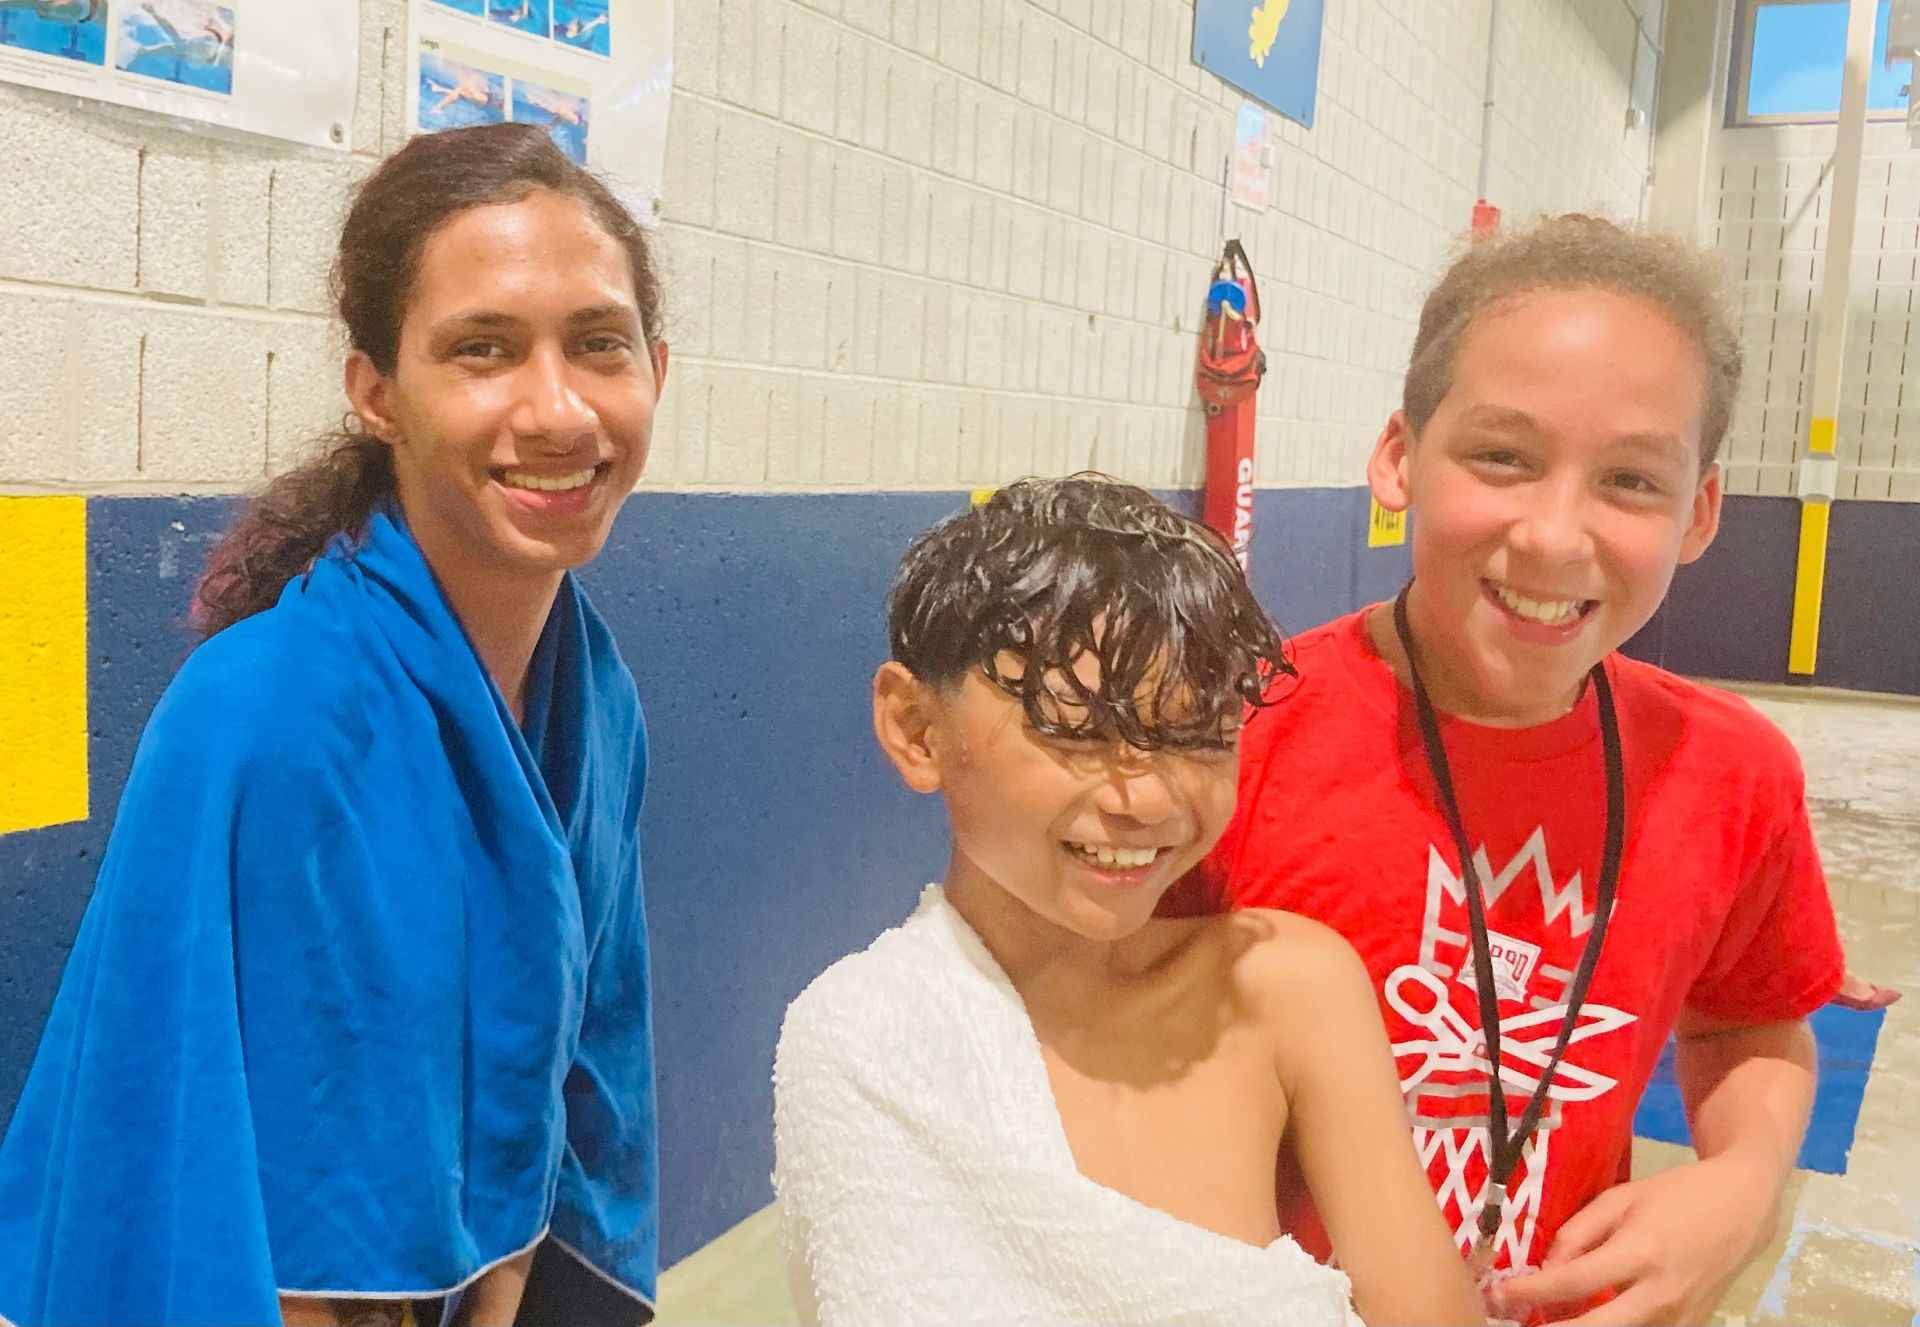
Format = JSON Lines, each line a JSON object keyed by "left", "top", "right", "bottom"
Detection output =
{"left": 1387, "top": 963, "right": 1635, "bottom": 1104}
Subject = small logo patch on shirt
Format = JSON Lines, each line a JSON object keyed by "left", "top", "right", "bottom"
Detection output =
{"left": 1458, "top": 930, "right": 1542, "bottom": 1003}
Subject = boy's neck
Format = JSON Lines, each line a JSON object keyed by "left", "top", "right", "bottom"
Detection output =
{"left": 1364, "top": 593, "right": 1587, "bottom": 729}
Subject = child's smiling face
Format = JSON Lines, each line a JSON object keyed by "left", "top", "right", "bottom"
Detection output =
{"left": 877, "top": 652, "right": 1241, "bottom": 945}
{"left": 1369, "top": 285, "right": 1723, "bottom": 725}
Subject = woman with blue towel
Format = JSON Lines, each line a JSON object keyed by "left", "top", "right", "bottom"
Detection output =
{"left": 0, "top": 121, "right": 667, "bottom": 1327}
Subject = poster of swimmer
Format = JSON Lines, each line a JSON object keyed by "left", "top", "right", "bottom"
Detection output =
{"left": 551, "top": 0, "right": 609, "bottom": 57}
{"left": 0, "top": 2, "right": 109, "bottom": 68}
{"left": 408, "top": 0, "right": 668, "bottom": 218}
{"left": 511, "top": 75, "right": 589, "bottom": 164}
{"left": 115, "top": 0, "right": 236, "bottom": 96}
{"left": 418, "top": 41, "right": 507, "bottom": 130}
{"left": 0, "top": 0, "right": 355, "bottom": 148}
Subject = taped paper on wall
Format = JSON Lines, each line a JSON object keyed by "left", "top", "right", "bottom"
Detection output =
{"left": 409, "top": 0, "right": 668, "bottom": 221}
{"left": 0, "top": 1, "right": 358, "bottom": 150}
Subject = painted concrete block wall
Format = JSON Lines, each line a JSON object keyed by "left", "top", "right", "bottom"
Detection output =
{"left": 650, "top": 0, "right": 1660, "bottom": 497}
{"left": 2, "top": 0, "right": 1654, "bottom": 499}
{"left": 1710, "top": 122, "right": 1920, "bottom": 502}
{"left": 1656, "top": 0, "right": 1920, "bottom": 505}
{"left": 0, "top": 0, "right": 406, "bottom": 493}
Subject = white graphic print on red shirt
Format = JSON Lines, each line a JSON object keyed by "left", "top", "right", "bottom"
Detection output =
{"left": 1388, "top": 826, "right": 1635, "bottom": 1271}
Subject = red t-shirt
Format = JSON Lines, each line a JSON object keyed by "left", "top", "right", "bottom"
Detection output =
{"left": 1165, "top": 608, "right": 1843, "bottom": 1279}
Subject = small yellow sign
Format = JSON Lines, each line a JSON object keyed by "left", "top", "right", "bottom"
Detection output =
{"left": 970, "top": 487, "right": 997, "bottom": 506}
{"left": 0, "top": 496, "right": 90, "bottom": 835}
{"left": 1367, "top": 498, "right": 1407, "bottom": 548}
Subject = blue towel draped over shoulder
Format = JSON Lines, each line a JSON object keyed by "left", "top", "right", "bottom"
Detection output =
{"left": 0, "top": 512, "right": 657, "bottom": 1326}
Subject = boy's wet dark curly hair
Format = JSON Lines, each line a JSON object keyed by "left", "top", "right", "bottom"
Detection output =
{"left": 886, "top": 474, "right": 1292, "bottom": 751}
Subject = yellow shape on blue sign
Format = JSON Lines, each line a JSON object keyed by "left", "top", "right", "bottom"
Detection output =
{"left": 0, "top": 496, "right": 89, "bottom": 835}
{"left": 1249, "top": 0, "right": 1289, "bottom": 66}
{"left": 1367, "top": 497, "right": 1407, "bottom": 548}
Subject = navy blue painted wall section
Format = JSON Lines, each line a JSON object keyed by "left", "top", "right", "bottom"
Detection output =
{"left": 0, "top": 483, "right": 1394, "bottom": 1264}
{"left": 1662, "top": 495, "right": 1802, "bottom": 687}
{"left": 0, "top": 498, "right": 237, "bottom": 1118}
{"left": 1819, "top": 501, "right": 1920, "bottom": 697}
{"left": 1, "top": 482, "right": 1904, "bottom": 1274}
{"left": 1625, "top": 495, "right": 1917, "bottom": 697}
{"left": 1244, "top": 486, "right": 1412, "bottom": 633}
{"left": 577, "top": 492, "right": 958, "bottom": 1259}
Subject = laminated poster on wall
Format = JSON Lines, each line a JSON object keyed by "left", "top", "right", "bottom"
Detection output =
{"left": 0, "top": 0, "right": 358, "bottom": 150}
{"left": 409, "top": 0, "right": 672, "bottom": 224}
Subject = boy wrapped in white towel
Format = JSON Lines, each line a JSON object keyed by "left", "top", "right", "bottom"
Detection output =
{"left": 775, "top": 476, "right": 1484, "bottom": 1326}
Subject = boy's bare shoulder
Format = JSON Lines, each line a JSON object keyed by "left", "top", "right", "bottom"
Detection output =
{"left": 1197, "top": 907, "right": 1375, "bottom": 1010}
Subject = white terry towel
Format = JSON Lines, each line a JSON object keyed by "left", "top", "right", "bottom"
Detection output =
{"left": 773, "top": 886, "right": 1362, "bottom": 1326}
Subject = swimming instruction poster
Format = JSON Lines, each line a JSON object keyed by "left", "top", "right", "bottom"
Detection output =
{"left": 409, "top": 0, "right": 671, "bottom": 223}
{"left": 0, "top": 1, "right": 358, "bottom": 150}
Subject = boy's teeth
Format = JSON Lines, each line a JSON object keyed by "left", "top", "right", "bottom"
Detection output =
{"left": 1492, "top": 582, "right": 1583, "bottom": 626}
{"left": 501, "top": 467, "right": 596, "bottom": 493}
{"left": 1067, "top": 842, "right": 1159, "bottom": 869}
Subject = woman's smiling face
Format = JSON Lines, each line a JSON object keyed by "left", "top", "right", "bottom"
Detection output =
{"left": 350, "top": 188, "right": 665, "bottom": 586}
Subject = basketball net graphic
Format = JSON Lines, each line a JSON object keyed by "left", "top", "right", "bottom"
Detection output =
{"left": 1389, "top": 828, "right": 1636, "bottom": 1269}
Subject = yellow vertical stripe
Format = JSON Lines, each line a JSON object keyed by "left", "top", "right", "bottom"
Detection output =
{"left": 1788, "top": 415, "right": 1840, "bottom": 677}
{"left": 0, "top": 497, "right": 89, "bottom": 835}
{"left": 1787, "top": 499, "right": 1830, "bottom": 676}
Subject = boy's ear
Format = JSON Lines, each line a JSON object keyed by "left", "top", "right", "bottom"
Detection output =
{"left": 345, "top": 350, "right": 401, "bottom": 447}
{"left": 1677, "top": 462, "right": 1724, "bottom": 565}
{"left": 873, "top": 662, "right": 944, "bottom": 794}
{"left": 1367, "top": 411, "right": 1414, "bottom": 512}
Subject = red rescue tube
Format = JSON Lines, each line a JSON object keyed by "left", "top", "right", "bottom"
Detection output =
{"left": 1197, "top": 239, "right": 1266, "bottom": 572}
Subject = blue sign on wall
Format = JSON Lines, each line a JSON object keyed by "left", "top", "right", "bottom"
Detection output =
{"left": 1193, "top": 0, "right": 1325, "bottom": 129}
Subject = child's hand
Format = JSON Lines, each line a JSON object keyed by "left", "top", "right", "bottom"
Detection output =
{"left": 1485, "top": 1154, "right": 1777, "bottom": 1325}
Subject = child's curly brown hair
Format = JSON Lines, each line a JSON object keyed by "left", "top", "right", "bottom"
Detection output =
{"left": 887, "top": 474, "right": 1293, "bottom": 751}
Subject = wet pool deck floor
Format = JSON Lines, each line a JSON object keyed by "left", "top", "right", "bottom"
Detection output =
{"left": 655, "top": 684, "right": 1920, "bottom": 1326}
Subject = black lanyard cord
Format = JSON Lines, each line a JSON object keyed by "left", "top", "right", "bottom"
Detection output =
{"left": 1391, "top": 586, "right": 1624, "bottom": 1248}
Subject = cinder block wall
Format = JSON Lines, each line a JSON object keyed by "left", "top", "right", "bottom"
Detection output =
{"left": 649, "top": 0, "right": 1656, "bottom": 495}
{"left": 1, "top": 0, "right": 1657, "bottom": 499}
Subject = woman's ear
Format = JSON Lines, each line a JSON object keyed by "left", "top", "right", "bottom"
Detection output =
{"left": 873, "top": 662, "right": 944, "bottom": 795}
{"left": 344, "top": 350, "right": 401, "bottom": 447}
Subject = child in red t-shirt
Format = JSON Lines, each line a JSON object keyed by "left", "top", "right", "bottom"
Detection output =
{"left": 1166, "top": 215, "right": 1844, "bottom": 1325}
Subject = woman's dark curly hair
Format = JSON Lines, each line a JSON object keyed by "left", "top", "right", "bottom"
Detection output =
{"left": 887, "top": 474, "right": 1292, "bottom": 751}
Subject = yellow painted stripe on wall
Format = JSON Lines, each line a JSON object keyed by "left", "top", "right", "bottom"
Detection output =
{"left": 0, "top": 497, "right": 89, "bottom": 835}
{"left": 1808, "top": 417, "right": 1837, "bottom": 454}
{"left": 1787, "top": 499, "right": 1831, "bottom": 676}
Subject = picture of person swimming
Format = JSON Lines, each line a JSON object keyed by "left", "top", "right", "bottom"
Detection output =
{"left": 550, "top": 0, "right": 608, "bottom": 56}
{"left": 418, "top": 47, "right": 505, "bottom": 131}
{"left": 510, "top": 77, "right": 588, "bottom": 164}
{"left": 487, "top": 0, "right": 547, "bottom": 38}
{"left": 114, "top": 0, "right": 234, "bottom": 94}
{"left": 426, "top": 0, "right": 485, "bottom": 14}
{"left": 0, "top": 0, "right": 108, "bottom": 66}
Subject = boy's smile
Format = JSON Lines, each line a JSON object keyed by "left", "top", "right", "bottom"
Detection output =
{"left": 874, "top": 654, "right": 1238, "bottom": 948}
{"left": 1368, "top": 287, "right": 1723, "bottom": 726}
{"left": 935, "top": 664, "right": 1234, "bottom": 941}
